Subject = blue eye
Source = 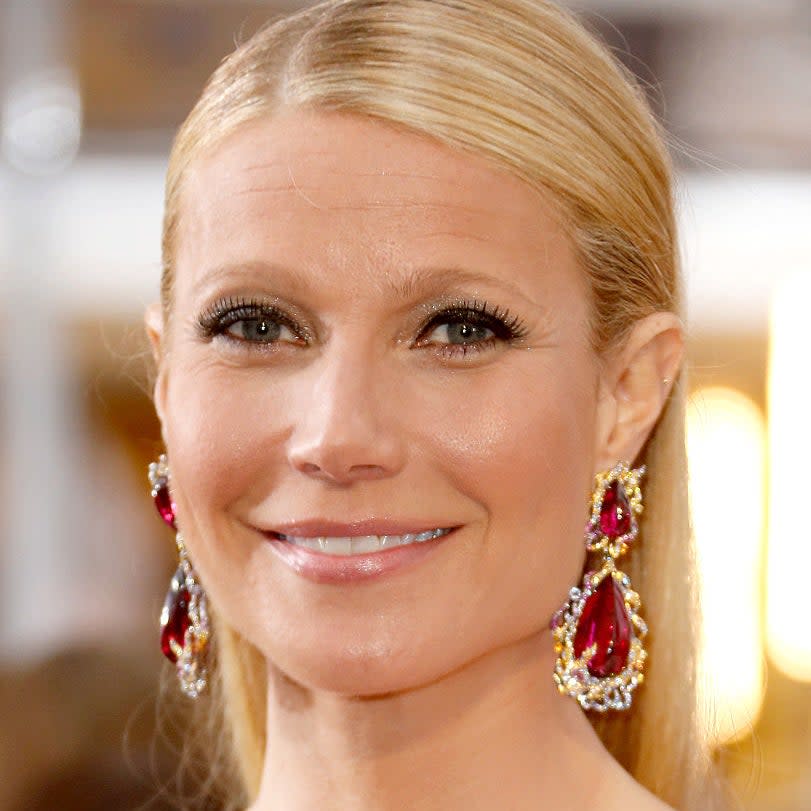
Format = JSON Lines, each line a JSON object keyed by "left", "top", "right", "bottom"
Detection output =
{"left": 417, "top": 301, "right": 527, "bottom": 358}
{"left": 196, "top": 296, "right": 528, "bottom": 359}
{"left": 426, "top": 321, "right": 495, "bottom": 345}
{"left": 224, "top": 317, "right": 294, "bottom": 343}
{"left": 197, "top": 298, "right": 305, "bottom": 347}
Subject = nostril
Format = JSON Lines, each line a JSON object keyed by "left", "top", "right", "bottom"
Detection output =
{"left": 287, "top": 427, "right": 405, "bottom": 482}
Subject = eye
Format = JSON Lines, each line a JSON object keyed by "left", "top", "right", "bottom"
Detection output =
{"left": 423, "top": 320, "right": 495, "bottom": 345}
{"left": 224, "top": 316, "right": 296, "bottom": 344}
{"left": 196, "top": 297, "right": 306, "bottom": 348}
{"left": 416, "top": 300, "right": 528, "bottom": 358}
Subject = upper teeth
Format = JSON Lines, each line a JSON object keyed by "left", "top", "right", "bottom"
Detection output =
{"left": 279, "top": 527, "right": 452, "bottom": 555}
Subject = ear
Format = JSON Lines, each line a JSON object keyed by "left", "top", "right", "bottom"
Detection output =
{"left": 144, "top": 301, "right": 169, "bottom": 426}
{"left": 593, "top": 312, "right": 684, "bottom": 471}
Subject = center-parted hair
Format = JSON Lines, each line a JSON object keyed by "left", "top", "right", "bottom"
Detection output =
{"left": 160, "top": 2, "right": 716, "bottom": 808}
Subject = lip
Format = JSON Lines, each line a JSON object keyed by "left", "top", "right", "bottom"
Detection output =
{"left": 260, "top": 523, "right": 461, "bottom": 584}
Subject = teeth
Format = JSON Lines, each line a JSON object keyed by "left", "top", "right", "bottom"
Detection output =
{"left": 326, "top": 537, "right": 351, "bottom": 554}
{"left": 351, "top": 535, "right": 380, "bottom": 554}
{"left": 280, "top": 528, "right": 451, "bottom": 556}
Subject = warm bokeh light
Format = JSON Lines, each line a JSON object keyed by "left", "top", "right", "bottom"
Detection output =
{"left": 687, "top": 386, "right": 766, "bottom": 745}
{"left": 766, "top": 271, "right": 811, "bottom": 682}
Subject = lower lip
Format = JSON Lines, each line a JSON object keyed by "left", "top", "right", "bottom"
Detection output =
{"left": 263, "top": 529, "right": 459, "bottom": 584}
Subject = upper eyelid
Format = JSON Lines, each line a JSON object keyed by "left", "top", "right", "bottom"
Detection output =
{"left": 421, "top": 301, "right": 528, "bottom": 338}
{"left": 423, "top": 305, "right": 503, "bottom": 325}
{"left": 196, "top": 298, "right": 308, "bottom": 339}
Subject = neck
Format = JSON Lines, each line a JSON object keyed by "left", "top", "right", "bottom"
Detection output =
{"left": 249, "top": 632, "right": 628, "bottom": 811}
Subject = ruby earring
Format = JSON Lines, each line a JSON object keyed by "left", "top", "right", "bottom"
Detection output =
{"left": 552, "top": 462, "right": 648, "bottom": 712}
{"left": 149, "top": 454, "right": 209, "bottom": 698}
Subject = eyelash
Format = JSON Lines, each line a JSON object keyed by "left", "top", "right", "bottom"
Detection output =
{"left": 417, "top": 300, "right": 528, "bottom": 358}
{"left": 195, "top": 296, "right": 529, "bottom": 359}
{"left": 196, "top": 296, "right": 307, "bottom": 345}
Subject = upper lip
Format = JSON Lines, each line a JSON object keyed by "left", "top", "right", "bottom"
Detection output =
{"left": 262, "top": 519, "right": 460, "bottom": 538}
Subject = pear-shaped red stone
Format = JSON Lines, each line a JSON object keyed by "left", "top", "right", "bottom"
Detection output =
{"left": 599, "top": 480, "right": 631, "bottom": 539}
{"left": 153, "top": 482, "right": 176, "bottom": 529}
{"left": 573, "top": 576, "right": 631, "bottom": 677}
{"left": 160, "top": 567, "right": 190, "bottom": 664}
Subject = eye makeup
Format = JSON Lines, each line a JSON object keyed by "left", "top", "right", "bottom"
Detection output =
{"left": 195, "top": 295, "right": 310, "bottom": 345}
{"left": 194, "top": 294, "right": 530, "bottom": 359}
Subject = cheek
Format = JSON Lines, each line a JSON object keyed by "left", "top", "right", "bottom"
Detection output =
{"left": 160, "top": 360, "right": 296, "bottom": 652}
{"left": 159, "top": 361, "right": 284, "bottom": 582}
{"left": 429, "top": 359, "right": 598, "bottom": 614}
{"left": 163, "top": 359, "right": 291, "bottom": 503}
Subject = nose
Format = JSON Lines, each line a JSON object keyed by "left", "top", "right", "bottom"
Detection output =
{"left": 286, "top": 343, "right": 407, "bottom": 485}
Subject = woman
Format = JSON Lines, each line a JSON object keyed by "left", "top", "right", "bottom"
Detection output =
{"left": 145, "top": 1, "right": 720, "bottom": 809}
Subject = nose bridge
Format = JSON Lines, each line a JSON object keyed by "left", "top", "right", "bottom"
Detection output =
{"left": 286, "top": 333, "right": 404, "bottom": 482}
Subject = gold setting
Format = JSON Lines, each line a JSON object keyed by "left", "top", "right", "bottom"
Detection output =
{"left": 171, "top": 534, "right": 210, "bottom": 698}
{"left": 552, "top": 462, "right": 648, "bottom": 712}
{"left": 150, "top": 455, "right": 210, "bottom": 698}
{"left": 584, "top": 463, "right": 644, "bottom": 559}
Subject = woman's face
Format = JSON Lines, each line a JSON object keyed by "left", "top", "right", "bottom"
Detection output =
{"left": 151, "top": 109, "right": 612, "bottom": 694}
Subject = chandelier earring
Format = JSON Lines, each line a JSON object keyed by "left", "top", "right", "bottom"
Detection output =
{"left": 551, "top": 461, "right": 648, "bottom": 712}
{"left": 149, "top": 454, "right": 210, "bottom": 698}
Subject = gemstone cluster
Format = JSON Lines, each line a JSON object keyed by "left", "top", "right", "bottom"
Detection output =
{"left": 552, "top": 462, "right": 647, "bottom": 712}
{"left": 149, "top": 455, "right": 209, "bottom": 698}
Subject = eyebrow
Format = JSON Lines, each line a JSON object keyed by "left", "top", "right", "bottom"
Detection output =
{"left": 193, "top": 261, "right": 545, "bottom": 312}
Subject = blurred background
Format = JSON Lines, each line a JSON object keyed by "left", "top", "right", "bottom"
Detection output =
{"left": 0, "top": 0, "right": 809, "bottom": 809}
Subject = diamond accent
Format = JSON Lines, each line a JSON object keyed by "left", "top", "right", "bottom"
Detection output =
{"left": 149, "top": 453, "right": 209, "bottom": 699}
{"left": 552, "top": 462, "right": 648, "bottom": 712}
{"left": 584, "top": 462, "right": 645, "bottom": 559}
{"left": 553, "top": 561, "right": 647, "bottom": 712}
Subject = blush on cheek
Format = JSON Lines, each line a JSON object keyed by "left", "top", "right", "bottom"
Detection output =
{"left": 165, "top": 362, "right": 290, "bottom": 507}
{"left": 430, "top": 364, "right": 595, "bottom": 498}
{"left": 427, "top": 362, "right": 596, "bottom": 608}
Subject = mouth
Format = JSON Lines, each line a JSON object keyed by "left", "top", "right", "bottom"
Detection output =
{"left": 269, "top": 527, "right": 455, "bottom": 556}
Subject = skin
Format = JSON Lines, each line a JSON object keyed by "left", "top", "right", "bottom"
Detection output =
{"left": 146, "top": 109, "right": 683, "bottom": 811}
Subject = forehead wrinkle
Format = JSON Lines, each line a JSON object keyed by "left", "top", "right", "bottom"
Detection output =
{"left": 225, "top": 185, "right": 502, "bottom": 219}
{"left": 224, "top": 159, "right": 508, "bottom": 217}
{"left": 421, "top": 229, "right": 493, "bottom": 245}
{"left": 243, "top": 162, "right": 448, "bottom": 183}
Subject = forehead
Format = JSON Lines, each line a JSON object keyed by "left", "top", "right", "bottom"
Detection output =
{"left": 174, "top": 108, "right": 580, "bottom": 302}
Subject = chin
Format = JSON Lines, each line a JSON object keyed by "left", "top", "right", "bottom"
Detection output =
{"left": 262, "top": 634, "right": 463, "bottom": 698}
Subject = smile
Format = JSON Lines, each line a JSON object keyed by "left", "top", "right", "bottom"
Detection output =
{"left": 277, "top": 527, "right": 453, "bottom": 556}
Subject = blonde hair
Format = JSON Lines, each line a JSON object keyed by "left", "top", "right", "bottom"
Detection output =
{"left": 160, "top": 1, "right": 717, "bottom": 808}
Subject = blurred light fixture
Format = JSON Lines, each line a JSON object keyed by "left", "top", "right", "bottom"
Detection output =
{"left": 687, "top": 386, "right": 766, "bottom": 745}
{"left": 766, "top": 270, "right": 811, "bottom": 682}
{"left": 1, "top": 67, "right": 81, "bottom": 175}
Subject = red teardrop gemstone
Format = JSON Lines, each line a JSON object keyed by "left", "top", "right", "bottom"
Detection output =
{"left": 153, "top": 482, "right": 176, "bottom": 529}
{"left": 599, "top": 480, "right": 631, "bottom": 538}
{"left": 573, "top": 576, "right": 631, "bottom": 677}
{"left": 160, "top": 568, "right": 190, "bottom": 664}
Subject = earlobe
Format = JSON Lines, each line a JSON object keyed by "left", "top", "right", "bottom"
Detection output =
{"left": 594, "top": 312, "right": 684, "bottom": 470}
